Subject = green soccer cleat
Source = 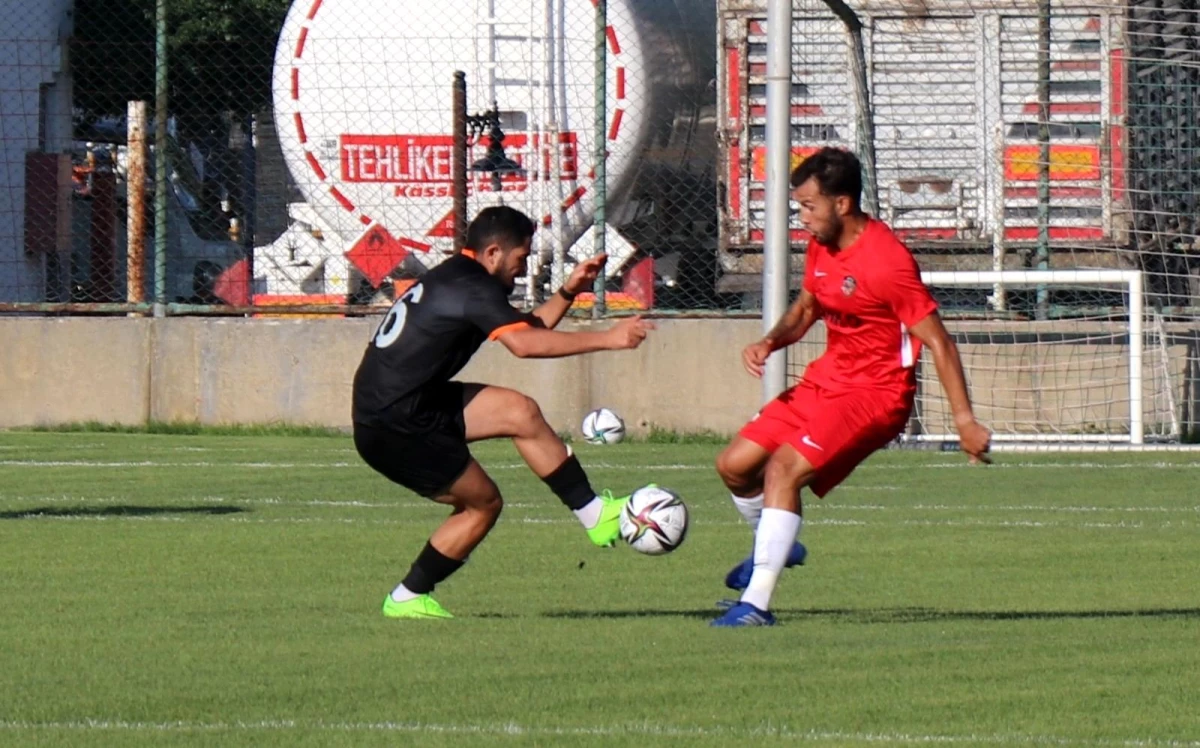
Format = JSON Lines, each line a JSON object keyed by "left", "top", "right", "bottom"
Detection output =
{"left": 381, "top": 594, "right": 453, "bottom": 620}
{"left": 586, "top": 490, "right": 631, "bottom": 547}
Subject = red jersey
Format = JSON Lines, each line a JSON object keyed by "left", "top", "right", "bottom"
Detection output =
{"left": 799, "top": 219, "right": 938, "bottom": 394}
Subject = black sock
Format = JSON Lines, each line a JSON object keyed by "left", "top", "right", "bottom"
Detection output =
{"left": 541, "top": 454, "right": 597, "bottom": 511}
{"left": 401, "top": 542, "right": 465, "bottom": 595}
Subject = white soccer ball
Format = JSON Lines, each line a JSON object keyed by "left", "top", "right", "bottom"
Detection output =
{"left": 618, "top": 485, "right": 689, "bottom": 556}
{"left": 581, "top": 407, "right": 625, "bottom": 445}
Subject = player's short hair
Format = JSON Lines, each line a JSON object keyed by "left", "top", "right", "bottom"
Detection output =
{"left": 465, "top": 206, "right": 536, "bottom": 253}
{"left": 790, "top": 147, "right": 862, "bottom": 208}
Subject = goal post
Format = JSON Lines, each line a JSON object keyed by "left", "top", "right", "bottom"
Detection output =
{"left": 784, "top": 268, "right": 1200, "bottom": 451}
{"left": 916, "top": 269, "right": 1145, "bottom": 447}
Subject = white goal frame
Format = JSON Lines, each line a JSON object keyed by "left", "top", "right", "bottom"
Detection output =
{"left": 908, "top": 269, "right": 1148, "bottom": 448}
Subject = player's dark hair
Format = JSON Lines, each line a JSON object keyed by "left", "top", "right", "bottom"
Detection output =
{"left": 790, "top": 147, "right": 863, "bottom": 209}
{"left": 464, "top": 206, "right": 536, "bottom": 253}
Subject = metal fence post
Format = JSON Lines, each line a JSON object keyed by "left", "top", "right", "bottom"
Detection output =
{"left": 823, "top": 0, "right": 879, "bottom": 216}
{"left": 127, "top": 101, "right": 148, "bottom": 308}
{"left": 1035, "top": 0, "right": 1052, "bottom": 319}
{"left": 592, "top": 0, "right": 607, "bottom": 319}
{"left": 453, "top": 71, "right": 468, "bottom": 253}
{"left": 154, "top": 0, "right": 169, "bottom": 317}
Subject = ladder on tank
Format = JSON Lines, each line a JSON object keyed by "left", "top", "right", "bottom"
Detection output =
{"left": 473, "top": 0, "right": 566, "bottom": 303}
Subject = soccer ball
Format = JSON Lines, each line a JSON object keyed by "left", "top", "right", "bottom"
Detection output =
{"left": 581, "top": 407, "right": 625, "bottom": 445}
{"left": 618, "top": 485, "right": 689, "bottom": 556}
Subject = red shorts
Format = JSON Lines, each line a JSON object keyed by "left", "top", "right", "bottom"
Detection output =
{"left": 738, "top": 380, "right": 912, "bottom": 497}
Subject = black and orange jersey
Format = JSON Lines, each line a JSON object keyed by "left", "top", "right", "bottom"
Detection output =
{"left": 352, "top": 252, "right": 535, "bottom": 431}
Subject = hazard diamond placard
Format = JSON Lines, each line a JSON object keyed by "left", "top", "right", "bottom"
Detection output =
{"left": 344, "top": 224, "right": 430, "bottom": 288}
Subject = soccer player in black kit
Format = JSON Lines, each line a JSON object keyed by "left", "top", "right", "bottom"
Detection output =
{"left": 353, "top": 206, "right": 653, "bottom": 619}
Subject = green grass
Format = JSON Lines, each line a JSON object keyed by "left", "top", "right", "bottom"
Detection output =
{"left": 2, "top": 432, "right": 1199, "bottom": 746}
{"left": 643, "top": 425, "right": 731, "bottom": 444}
{"left": 19, "top": 421, "right": 348, "bottom": 438}
{"left": 15, "top": 422, "right": 728, "bottom": 444}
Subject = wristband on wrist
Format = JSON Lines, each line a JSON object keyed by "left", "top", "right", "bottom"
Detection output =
{"left": 557, "top": 287, "right": 577, "bottom": 302}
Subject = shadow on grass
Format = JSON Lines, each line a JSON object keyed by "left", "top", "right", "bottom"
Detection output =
{"left": 0, "top": 505, "right": 247, "bottom": 520}
{"left": 544, "top": 606, "right": 1200, "bottom": 623}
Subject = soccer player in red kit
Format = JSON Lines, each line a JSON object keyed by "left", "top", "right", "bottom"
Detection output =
{"left": 711, "top": 147, "right": 991, "bottom": 627}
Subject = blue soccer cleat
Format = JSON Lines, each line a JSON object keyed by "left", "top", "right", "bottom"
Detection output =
{"left": 710, "top": 601, "right": 776, "bottom": 627}
{"left": 723, "top": 542, "right": 808, "bottom": 592}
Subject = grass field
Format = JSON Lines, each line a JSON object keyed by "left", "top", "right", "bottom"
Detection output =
{"left": 2, "top": 431, "right": 1199, "bottom": 746}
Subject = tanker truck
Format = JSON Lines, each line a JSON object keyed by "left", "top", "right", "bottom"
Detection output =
{"left": 257, "top": 0, "right": 1197, "bottom": 309}
{"left": 258, "top": 0, "right": 720, "bottom": 308}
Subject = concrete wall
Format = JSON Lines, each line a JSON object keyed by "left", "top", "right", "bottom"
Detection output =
{"left": 0, "top": 317, "right": 765, "bottom": 433}
{"left": 0, "top": 318, "right": 151, "bottom": 425}
{"left": 1, "top": 317, "right": 1195, "bottom": 437}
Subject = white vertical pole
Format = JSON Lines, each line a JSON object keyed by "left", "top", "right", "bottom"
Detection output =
{"left": 524, "top": 0, "right": 542, "bottom": 307}
{"left": 545, "top": 0, "right": 566, "bottom": 292}
{"left": 543, "top": 0, "right": 563, "bottom": 292}
{"left": 1129, "top": 271, "right": 1144, "bottom": 444}
{"left": 990, "top": 122, "right": 1008, "bottom": 311}
{"left": 1152, "top": 309, "right": 1181, "bottom": 440}
{"left": 549, "top": 123, "right": 565, "bottom": 290}
{"left": 762, "top": 0, "right": 792, "bottom": 402}
{"left": 487, "top": 0, "right": 498, "bottom": 102}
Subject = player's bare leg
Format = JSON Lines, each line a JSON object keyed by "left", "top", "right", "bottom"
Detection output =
{"left": 715, "top": 437, "right": 807, "bottom": 598}
{"left": 713, "top": 444, "right": 815, "bottom": 627}
{"left": 461, "top": 383, "right": 628, "bottom": 546}
{"left": 463, "top": 384, "right": 569, "bottom": 474}
{"left": 715, "top": 436, "right": 771, "bottom": 530}
{"left": 427, "top": 461, "right": 504, "bottom": 558}
{"left": 716, "top": 437, "right": 770, "bottom": 495}
{"left": 761, "top": 444, "right": 815, "bottom": 514}
{"left": 383, "top": 460, "right": 503, "bottom": 619}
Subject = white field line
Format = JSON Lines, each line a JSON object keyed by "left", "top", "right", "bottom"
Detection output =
{"left": 860, "top": 462, "right": 1200, "bottom": 471}
{"left": 1, "top": 513, "right": 1185, "bottom": 530}
{"left": 5, "top": 457, "right": 1200, "bottom": 471}
{"left": 0, "top": 718, "right": 1197, "bottom": 746}
{"left": 0, "top": 495, "right": 544, "bottom": 510}
{"left": 883, "top": 504, "right": 1199, "bottom": 514}
{"left": 4, "top": 494, "right": 1197, "bottom": 516}
{"left": 5, "top": 458, "right": 1200, "bottom": 471}
{"left": 0, "top": 460, "right": 361, "bottom": 468}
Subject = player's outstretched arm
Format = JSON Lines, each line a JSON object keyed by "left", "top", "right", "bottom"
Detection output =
{"left": 496, "top": 316, "right": 654, "bottom": 359}
{"left": 743, "top": 289, "right": 822, "bottom": 378}
{"left": 531, "top": 254, "right": 608, "bottom": 330}
{"left": 908, "top": 312, "right": 992, "bottom": 463}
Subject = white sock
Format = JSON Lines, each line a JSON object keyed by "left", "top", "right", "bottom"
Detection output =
{"left": 573, "top": 497, "right": 604, "bottom": 529}
{"left": 731, "top": 493, "right": 764, "bottom": 532}
{"left": 741, "top": 508, "right": 803, "bottom": 612}
{"left": 390, "top": 584, "right": 419, "bottom": 603}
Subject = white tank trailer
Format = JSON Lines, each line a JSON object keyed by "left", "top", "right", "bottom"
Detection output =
{"left": 262, "top": 0, "right": 718, "bottom": 300}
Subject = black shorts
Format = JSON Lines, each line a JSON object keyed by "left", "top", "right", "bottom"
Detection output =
{"left": 353, "top": 383, "right": 471, "bottom": 498}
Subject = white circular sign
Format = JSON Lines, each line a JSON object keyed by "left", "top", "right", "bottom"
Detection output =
{"left": 272, "top": 0, "right": 650, "bottom": 271}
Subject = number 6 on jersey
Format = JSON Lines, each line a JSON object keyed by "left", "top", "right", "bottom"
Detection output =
{"left": 374, "top": 284, "right": 425, "bottom": 349}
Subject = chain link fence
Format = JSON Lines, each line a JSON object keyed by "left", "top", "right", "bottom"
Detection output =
{"left": 1, "top": 0, "right": 1198, "bottom": 322}
{"left": 735, "top": 0, "right": 1197, "bottom": 442}
{"left": 2, "top": 0, "right": 724, "bottom": 316}
{"left": 718, "top": 0, "right": 1199, "bottom": 304}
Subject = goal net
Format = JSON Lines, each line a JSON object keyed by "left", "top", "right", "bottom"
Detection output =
{"left": 787, "top": 269, "right": 1192, "bottom": 450}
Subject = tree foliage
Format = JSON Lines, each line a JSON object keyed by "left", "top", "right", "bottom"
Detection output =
{"left": 72, "top": 0, "right": 291, "bottom": 136}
